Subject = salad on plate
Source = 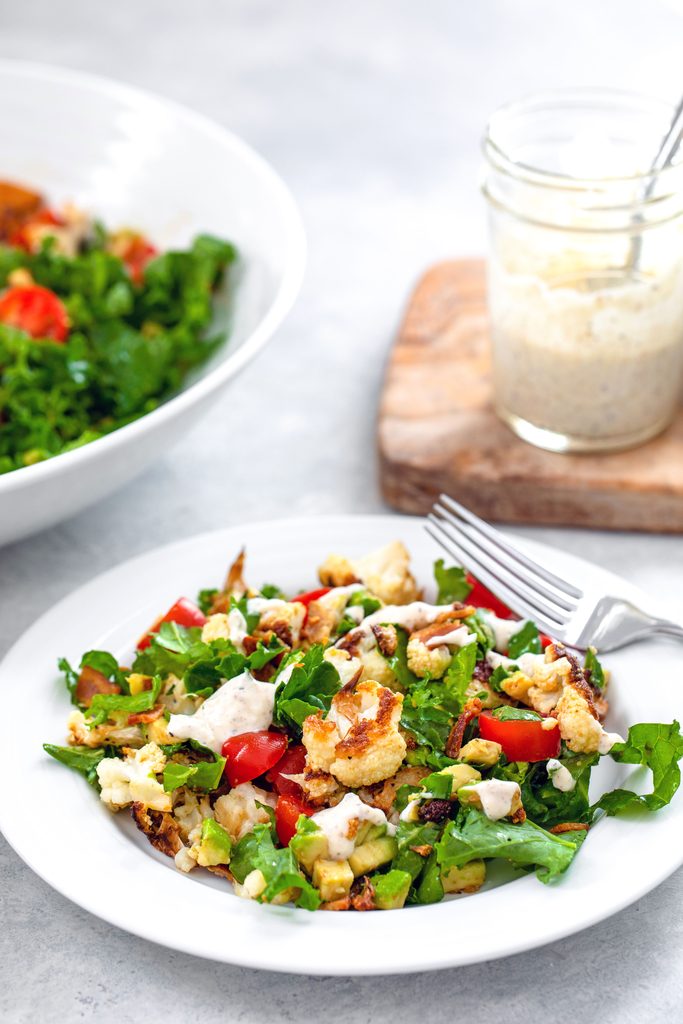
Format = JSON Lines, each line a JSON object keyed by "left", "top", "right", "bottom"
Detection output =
{"left": 0, "top": 179, "right": 236, "bottom": 474}
{"left": 45, "top": 540, "right": 683, "bottom": 912}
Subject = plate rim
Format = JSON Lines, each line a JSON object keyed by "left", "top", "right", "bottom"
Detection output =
{"left": 0, "top": 513, "right": 680, "bottom": 975}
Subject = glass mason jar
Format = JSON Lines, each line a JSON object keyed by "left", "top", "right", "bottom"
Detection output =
{"left": 483, "top": 89, "right": 683, "bottom": 453}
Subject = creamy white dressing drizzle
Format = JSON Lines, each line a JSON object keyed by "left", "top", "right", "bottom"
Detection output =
{"left": 546, "top": 758, "right": 576, "bottom": 792}
{"left": 246, "top": 597, "right": 289, "bottom": 615}
{"left": 362, "top": 601, "right": 463, "bottom": 633}
{"left": 481, "top": 611, "right": 528, "bottom": 653}
{"left": 485, "top": 650, "right": 547, "bottom": 676}
{"left": 343, "top": 605, "right": 365, "bottom": 625}
{"left": 226, "top": 607, "right": 248, "bottom": 650}
{"left": 311, "top": 793, "right": 394, "bottom": 860}
{"left": 167, "top": 671, "right": 275, "bottom": 753}
{"left": 470, "top": 779, "right": 520, "bottom": 821}
{"left": 425, "top": 624, "right": 478, "bottom": 649}
{"left": 273, "top": 660, "right": 300, "bottom": 688}
{"left": 598, "top": 729, "right": 624, "bottom": 754}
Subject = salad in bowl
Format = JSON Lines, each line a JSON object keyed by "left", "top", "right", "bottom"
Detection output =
{"left": 44, "top": 540, "right": 683, "bottom": 912}
{"left": 0, "top": 180, "right": 236, "bottom": 475}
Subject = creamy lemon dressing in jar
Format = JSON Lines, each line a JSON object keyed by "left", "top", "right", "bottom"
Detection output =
{"left": 483, "top": 90, "right": 683, "bottom": 452}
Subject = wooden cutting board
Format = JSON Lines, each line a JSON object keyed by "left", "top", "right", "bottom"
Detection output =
{"left": 378, "top": 259, "right": 683, "bottom": 532}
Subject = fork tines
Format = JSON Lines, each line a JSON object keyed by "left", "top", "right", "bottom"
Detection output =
{"left": 427, "top": 494, "right": 583, "bottom": 636}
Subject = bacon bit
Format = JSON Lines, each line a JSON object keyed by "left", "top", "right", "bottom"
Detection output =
{"left": 127, "top": 704, "right": 164, "bottom": 726}
{"left": 409, "top": 844, "right": 433, "bottom": 857}
{"left": 511, "top": 807, "right": 527, "bottom": 824}
{"left": 75, "top": 664, "right": 121, "bottom": 706}
{"left": 350, "top": 877, "right": 376, "bottom": 912}
{"left": 445, "top": 698, "right": 483, "bottom": 759}
{"left": 549, "top": 822, "right": 590, "bottom": 835}
{"left": 321, "top": 897, "right": 352, "bottom": 911}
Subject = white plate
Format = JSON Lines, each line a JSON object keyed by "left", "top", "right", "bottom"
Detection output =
{"left": 0, "top": 515, "right": 680, "bottom": 975}
{"left": 0, "top": 60, "right": 305, "bottom": 546}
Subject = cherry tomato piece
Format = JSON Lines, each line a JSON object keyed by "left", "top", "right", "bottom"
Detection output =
{"left": 466, "top": 575, "right": 513, "bottom": 619}
{"left": 293, "top": 587, "right": 332, "bottom": 607}
{"left": 222, "top": 731, "right": 288, "bottom": 788}
{"left": 137, "top": 596, "right": 207, "bottom": 650}
{"left": 539, "top": 633, "right": 554, "bottom": 649}
{"left": 265, "top": 743, "right": 307, "bottom": 798}
{"left": 479, "top": 711, "right": 561, "bottom": 762}
{"left": 0, "top": 284, "right": 69, "bottom": 342}
{"left": 118, "top": 233, "right": 158, "bottom": 285}
{"left": 275, "top": 794, "right": 315, "bottom": 847}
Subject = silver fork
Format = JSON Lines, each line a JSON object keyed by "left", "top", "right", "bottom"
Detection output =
{"left": 427, "top": 494, "right": 683, "bottom": 652}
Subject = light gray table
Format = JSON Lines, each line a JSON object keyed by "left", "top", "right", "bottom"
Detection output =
{"left": 2, "top": 1, "right": 682, "bottom": 1020}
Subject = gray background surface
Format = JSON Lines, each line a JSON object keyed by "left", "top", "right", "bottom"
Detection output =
{"left": 1, "top": 1, "right": 682, "bottom": 1020}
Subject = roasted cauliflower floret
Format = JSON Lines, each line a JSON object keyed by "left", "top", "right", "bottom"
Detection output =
{"left": 172, "top": 790, "right": 214, "bottom": 843}
{"left": 406, "top": 636, "right": 452, "bottom": 680}
{"left": 257, "top": 600, "right": 306, "bottom": 648}
{"left": 97, "top": 743, "right": 170, "bottom": 811}
{"left": 302, "top": 679, "right": 406, "bottom": 788}
{"left": 319, "top": 541, "right": 420, "bottom": 606}
{"left": 555, "top": 682, "right": 602, "bottom": 753}
{"left": 67, "top": 709, "right": 142, "bottom": 749}
{"left": 213, "top": 782, "right": 276, "bottom": 842}
{"left": 501, "top": 648, "right": 573, "bottom": 715}
{"left": 201, "top": 613, "right": 232, "bottom": 643}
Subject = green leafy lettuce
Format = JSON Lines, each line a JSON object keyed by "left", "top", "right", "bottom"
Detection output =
{"left": 272, "top": 646, "right": 341, "bottom": 735}
{"left": 162, "top": 751, "right": 226, "bottom": 793}
{"left": 593, "top": 721, "right": 683, "bottom": 815}
{"left": 400, "top": 643, "right": 477, "bottom": 751}
{"left": 133, "top": 621, "right": 283, "bottom": 698}
{"left": 507, "top": 621, "right": 541, "bottom": 658}
{"left": 229, "top": 823, "right": 321, "bottom": 910}
{"left": 437, "top": 808, "right": 585, "bottom": 883}
{"left": 0, "top": 232, "right": 236, "bottom": 475}
{"left": 85, "top": 676, "right": 162, "bottom": 727}
{"left": 42, "top": 743, "right": 114, "bottom": 788}
{"left": 59, "top": 649, "right": 129, "bottom": 703}
{"left": 584, "top": 647, "right": 606, "bottom": 690}
{"left": 433, "top": 559, "right": 473, "bottom": 604}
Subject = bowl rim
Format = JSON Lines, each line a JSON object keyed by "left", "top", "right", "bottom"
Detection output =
{"left": 0, "top": 58, "right": 307, "bottom": 493}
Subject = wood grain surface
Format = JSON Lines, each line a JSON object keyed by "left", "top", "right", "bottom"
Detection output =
{"left": 378, "top": 259, "right": 683, "bottom": 531}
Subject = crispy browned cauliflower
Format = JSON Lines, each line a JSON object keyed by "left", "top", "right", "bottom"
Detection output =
{"left": 302, "top": 679, "right": 406, "bottom": 788}
{"left": 318, "top": 541, "right": 420, "bottom": 605}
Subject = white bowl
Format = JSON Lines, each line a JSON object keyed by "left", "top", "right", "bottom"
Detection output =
{"left": 0, "top": 60, "right": 306, "bottom": 546}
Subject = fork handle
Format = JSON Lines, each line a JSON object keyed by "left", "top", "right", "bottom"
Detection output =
{"left": 651, "top": 618, "right": 683, "bottom": 642}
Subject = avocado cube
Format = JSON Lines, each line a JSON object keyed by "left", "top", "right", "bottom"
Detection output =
{"left": 348, "top": 836, "right": 398, "bottom": 877}
{"left": 290, "top": 830, "right": 329, "bottom": 875}
{"left": 354, "top": 821, "right": 386, "bottom": 846}
{"left": 312, "top": 859, "right": 354, "bottom": 902}
{"left": 440, "top": 763, "right": 482, "bottom": 794}
{"left": 371, "top": 869, "right": 412, "bottom": 910}
{"left": 196, "top": 818, "right": 232, "bottom": 867}
{"left": 441, "top": 860, "right": 486, "bottom": 894}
